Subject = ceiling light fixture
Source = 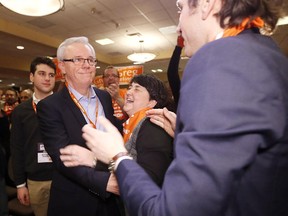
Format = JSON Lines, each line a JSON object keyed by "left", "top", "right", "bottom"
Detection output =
{"left": 16, "top": 46, "right": 24, "bottom": 50}
{"left": 277, "top": 16, "right": 288, "bottom": 26}
{"left": 0, "top": 0, "right": 64, "bottom": 17}
{"left": 127, "top": 40, "right": 156, "bottom": 64}
{"left": 95, "top": 38, "right": 114, "bottom": 45}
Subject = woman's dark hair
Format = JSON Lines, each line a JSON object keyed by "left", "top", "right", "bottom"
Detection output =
{"left": 130, "top": 74, "right": 175, "bottom": 110}
{"left": 30, "top": 57, "right": 56, "bottom": 75}
{"left": 188, "top": 0, "right": 285, "bottom": 34}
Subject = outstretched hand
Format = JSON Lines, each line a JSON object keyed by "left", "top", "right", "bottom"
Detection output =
{"left": 146, "top": 107, "right": 176, "bottom": 138}
{"left": 82, "top": 117, "right": 127, "bottom": 164}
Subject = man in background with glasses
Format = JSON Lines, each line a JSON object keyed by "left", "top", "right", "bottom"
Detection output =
{"left": 103, "top": 66, "right": 127, "bottom": 121}
{"left": 37, "top": 36, "right": 123, "bottom": 216}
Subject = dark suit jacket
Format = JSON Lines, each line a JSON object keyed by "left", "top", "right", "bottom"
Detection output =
{"left": 133, "top": 118, "right": 173, "bottom": 187}
{"left": 37, "top": 86, "right": 122, "bottom": 216}
{"left": 114, "top": 29, "right": 288, "bottom": 216}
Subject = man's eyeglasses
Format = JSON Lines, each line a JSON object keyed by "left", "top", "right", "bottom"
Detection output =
{"left": 62, "top": 58, "right": 98, "bottom": 66}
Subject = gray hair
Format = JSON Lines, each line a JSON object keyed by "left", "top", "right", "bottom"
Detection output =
{"left": 56, "top": 36, "right": 96, "bottom": 60}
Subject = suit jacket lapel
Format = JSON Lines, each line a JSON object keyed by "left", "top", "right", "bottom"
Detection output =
{"left": 61, "top": 86, "right": 87, "bottom": 127}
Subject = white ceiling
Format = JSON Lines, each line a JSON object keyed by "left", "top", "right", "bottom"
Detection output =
{"left": 0, "top": 0, "right": 287, "bottom": 89}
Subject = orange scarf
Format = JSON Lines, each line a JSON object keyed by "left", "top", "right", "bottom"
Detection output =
{"left": 223, "top": 17, "right": 264, "bottom": 37}
{"left": 123, "top": 107, "right": 151, "bottom": 143}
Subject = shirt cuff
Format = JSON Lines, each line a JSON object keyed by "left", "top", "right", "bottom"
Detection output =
{"left": 114, "top": 156, "right": 133, "bottom": 171}
{"left": 16, "top": 183, "right": 26, "bottom": 188}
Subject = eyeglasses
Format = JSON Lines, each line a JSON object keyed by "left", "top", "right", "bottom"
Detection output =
{"left": 62, "top": 58, "right": 98, "bottom": 66}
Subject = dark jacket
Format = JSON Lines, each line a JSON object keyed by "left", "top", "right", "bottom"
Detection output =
{"left": 10, "top": 98, "right": 53, "bottom": 185}
{"left": 37, "top": 86, "right": 122, "bottom": 216}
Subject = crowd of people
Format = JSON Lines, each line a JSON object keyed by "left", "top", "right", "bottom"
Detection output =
{"left": 1, "top": 0, "right": 288, "bottom": 216}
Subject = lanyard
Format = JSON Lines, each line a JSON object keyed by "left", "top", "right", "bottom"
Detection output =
{"left": 32, "top": 100, "right": 37, "bottom": 113}
{"left": 65, "top": 82, "right": 99, "bottom": 128}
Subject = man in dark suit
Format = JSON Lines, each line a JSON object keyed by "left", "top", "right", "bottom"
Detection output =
{"left": 78, "top": 0, "right": 288, "bottom": 215}
{"left": 37, "top": 36, "right": 122, "bottom": 216}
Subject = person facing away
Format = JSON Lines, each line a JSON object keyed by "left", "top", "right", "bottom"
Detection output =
{"left": 10, "top": 57, "right": 56, "bottom": 216}
{"left": 19, "top": 89, "right": 33, "bottom": 103}
{"left": 103, "top": 66, "right": 127, "bottom": 121}
{"left": 37, "top": 36, "right": 123, "bottom": 216}
{"left": 77, "top": 0, "right": 288, "bottom": 215}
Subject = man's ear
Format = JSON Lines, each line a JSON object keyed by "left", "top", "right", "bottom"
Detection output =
{"left": 201, "top": 0, "right": 218, "bottom": 20}
{"left": 148, "top": 100, "right": 157, "bottom": 108}
{"left": 58, "top": 61, "right": 66, "bottom": 75}
{"left": 29, "top": 72, "right": 34, "bottom": 83}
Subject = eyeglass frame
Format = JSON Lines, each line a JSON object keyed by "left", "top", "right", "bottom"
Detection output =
{"left": 62, "top": 57, "right": 98, "bottom": 66}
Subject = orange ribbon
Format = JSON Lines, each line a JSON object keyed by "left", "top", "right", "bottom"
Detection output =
{"left": 123, "top": 107, "right": 151, "bottom": 143}
{"left": 65, "top": 82, "right": 99, "bottom": 128}
{"left": 223, "top": 17, "right": 264, "bottom": 38}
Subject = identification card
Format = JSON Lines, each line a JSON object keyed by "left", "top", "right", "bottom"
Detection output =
{"left": 37, "top": 143, "right": 52, "bottom": 163}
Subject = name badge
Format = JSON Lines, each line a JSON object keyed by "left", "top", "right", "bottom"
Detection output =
{"left": 37, "top": 143, "right": 52, "bottom": 163}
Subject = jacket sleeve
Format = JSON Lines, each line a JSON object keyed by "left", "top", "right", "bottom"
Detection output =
{"left": 115, "top": 36, "right": 288, "bottom": 215}
{"left": 10, "top": 105, "right": 26, "bottom": 186}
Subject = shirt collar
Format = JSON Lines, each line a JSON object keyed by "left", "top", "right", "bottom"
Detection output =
{"left": 67, "top": 85, "right": 96, "bottom": 101}
{"left": 33, "top": 92, "right": 53, "bottom": 104}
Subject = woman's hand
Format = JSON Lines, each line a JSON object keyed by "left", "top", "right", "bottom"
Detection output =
{"left": 146, "top": 107, "right": 177, "bottom": 138}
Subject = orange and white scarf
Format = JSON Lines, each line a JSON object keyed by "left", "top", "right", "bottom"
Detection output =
{"left": 223, "top": 17, "right": 264, "bottom": 37}
{"left": 123, "top": 107, "right": 151, "bottom": 143}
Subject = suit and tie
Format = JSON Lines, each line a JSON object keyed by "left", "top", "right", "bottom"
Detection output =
{"left": 37, "top": 85, "right": 122, "bottom": 216}
{"left": 114, "top": 29, "right": 288, "bottom": 216}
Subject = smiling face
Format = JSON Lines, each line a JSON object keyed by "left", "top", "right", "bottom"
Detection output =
{"left": 123, "top": 82, "right": 156, "bottom": 117}
{"left": 176, "top": 0, "right": 223, "bottom": 57}
{"left": 103, "top": 67, "right": 120, "bottom": 87}
{"left": 59, "top": 42, "right": 96, "bottom": 90}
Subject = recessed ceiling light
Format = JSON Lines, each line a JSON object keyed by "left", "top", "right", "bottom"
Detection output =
{"left": 0, "top": 80, "right": 2, "bottom": 83}
{"left": 17, "top": 46, "right": 24, "bottom": 50}
{"left": 96, "top": 66, "right": 100, "bottom": 69}
{"left": 159, "top": 25, "right": 177, "bottom": 35}
{"left": 157, "top": 69, "right": 163, "bottom": 72}
{"left": 151, "top": 69, "right": 157, "bottom": 73}
{"left": 95, "top": 38, "right": 114, "bottom": 45}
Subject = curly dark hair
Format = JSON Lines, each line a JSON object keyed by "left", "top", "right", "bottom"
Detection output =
{"left": 130, "top": 74, "right": 174, "bottom": 110}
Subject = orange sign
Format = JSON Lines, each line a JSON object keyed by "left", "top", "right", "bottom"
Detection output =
{"left": 118, "top": 65, "right": 143, "bottom": 85}
{"left": 93, "top": 75, "right": 104, "bottom": 89}
{"left": 93, "top": 65, "right": 143, "bottom": 88}
{"left": 52, "top": 58, "right": 65, "bottom": 81}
